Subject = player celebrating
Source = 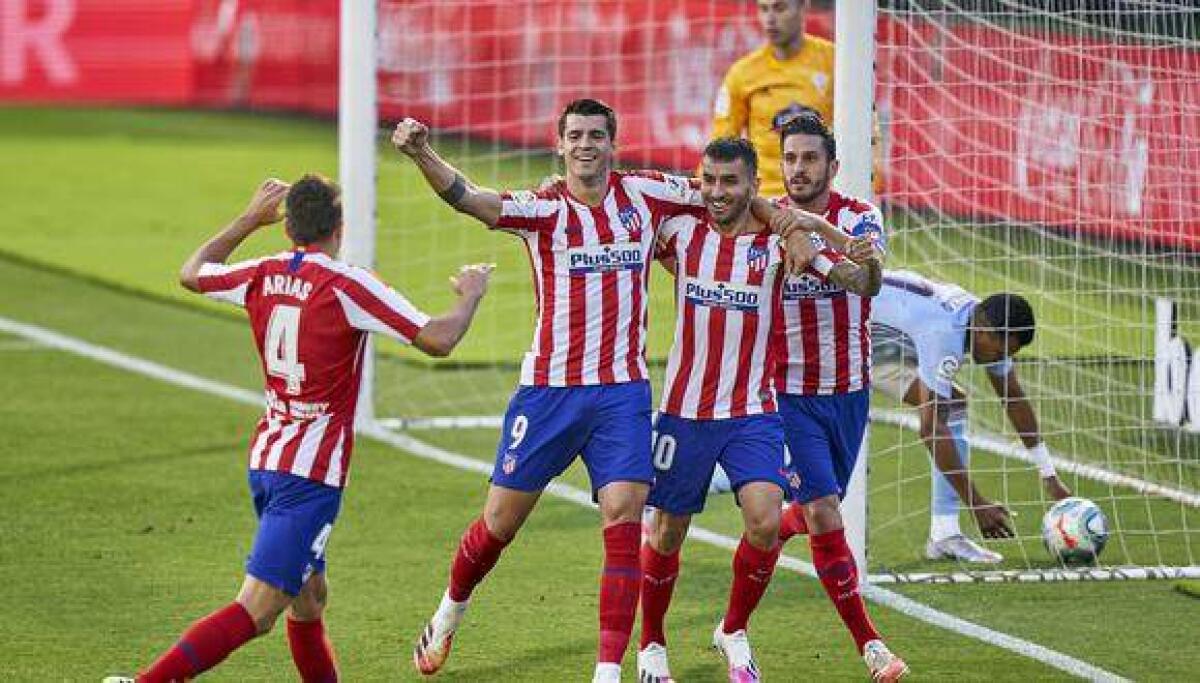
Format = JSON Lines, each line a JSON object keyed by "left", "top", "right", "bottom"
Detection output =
{"left": 393, "top": 99, "right": 832, "bottom": 682}
{"left": 637, "top": 137, "right": 816, "bottom": 683}
{"left": 872, "top": 271, "right": 1072, "bottom": 563}
{"left": 104, "top": 175, "right": 490, "bottom": 683}
{"left": 769, "top": 113, "right": 907, "bottom": 680}
{"left": 712, "top": 0, "right": 833, "bottom": 197}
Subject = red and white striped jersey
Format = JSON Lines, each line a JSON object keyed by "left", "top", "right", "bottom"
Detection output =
{"left": 657, "top": 215, "right": 785, "bottom": 420}
{"left": 196, "top": 249, "right": 430, "bottom": 488}
{"left": 772, "top": 191, "right": 886, "bottom": 395}
{"left": 494, "top": 171, "right": 703, "bottom": 386}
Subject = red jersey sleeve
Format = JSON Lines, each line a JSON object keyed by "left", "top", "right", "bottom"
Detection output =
{"left": 805, "top": 245, "right": 845, "bottom": 282}
{"left": 495, "top": 188, "right": 561, "bottom": 233}
{"left": 196, "top": 258, "right": 265, "bottom": 307}
{"left": 334, "top": 267, "right": 431, "bottom": 344}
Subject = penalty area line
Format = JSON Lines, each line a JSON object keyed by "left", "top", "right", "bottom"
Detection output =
{"left": 0, "top": 314, "right": 1127, "bottom": 683}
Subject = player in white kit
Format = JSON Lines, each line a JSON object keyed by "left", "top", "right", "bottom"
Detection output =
{"left": 872, "top": 270, "right": 1072, "bottom": 563}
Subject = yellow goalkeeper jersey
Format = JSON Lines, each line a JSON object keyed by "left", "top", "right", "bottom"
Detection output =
{"left": 711, "top": 36, "right": 835, "bottom": 197}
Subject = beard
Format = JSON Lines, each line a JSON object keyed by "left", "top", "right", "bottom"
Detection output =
{"left": 787, "top": 172, "right": 830, "bottom": 206}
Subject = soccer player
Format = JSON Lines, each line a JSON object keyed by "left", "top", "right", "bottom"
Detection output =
{"left": 637, "top": 137, "right": 818, "bottom": 683}
{"left": 392, "top": 100, "right": 826, "bottom": 682}
{"left": 872, "top": 270, "right": 1073, "bottom": 563}
{"left": 104, "top": 175, "right": 490, "bottom": 683}
{"left": 769, "top": 113, "right": 908, "bottom": 680}
{"left": 711, "top": 0, "right": 833, "bottom": 197}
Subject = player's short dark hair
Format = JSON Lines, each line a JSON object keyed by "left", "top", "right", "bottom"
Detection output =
{"left": 779, "top": 112, "right": 837, "bottom": 161}
{"left": 978, "top": 293, "right": 1036, "bottom": 347}
{"left": 286, "top": 174, "right": 342, "bottom": 246}
{"left": 558, "top": 98, "right": 617, "bottom": 141}
{"left": 703, "top": 136, "right": 758, "bottom": 178}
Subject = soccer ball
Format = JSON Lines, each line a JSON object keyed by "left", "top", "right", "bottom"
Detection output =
{"left": 1041, "top": 497, "right": 1109, "bottom": 564}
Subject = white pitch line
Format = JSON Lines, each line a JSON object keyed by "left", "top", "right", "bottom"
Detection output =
{"left": 0, "top": 315, "right": 1127, "bottom": 683}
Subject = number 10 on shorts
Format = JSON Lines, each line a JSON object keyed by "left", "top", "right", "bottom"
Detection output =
{"left": 651, "top": 431, "right": 676, "bottom": 471}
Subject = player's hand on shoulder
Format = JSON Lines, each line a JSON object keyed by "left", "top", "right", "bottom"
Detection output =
{"left": 451, "top": 263, "right": 495, "bottom": 299}
{"left": 243, "top": 178, "right": 290, "bottom": 227}
{"left": 973, "top": 500, "right": 1015, "bottom": 539}
{"left": 845, "top": 236, "right": 880, "bottom": 265}
{"left": 392, "top": 117, "right": 430, "bottom": 156}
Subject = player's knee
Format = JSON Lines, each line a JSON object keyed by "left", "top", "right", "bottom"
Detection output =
{"left": 290, "top": 575, "right": 329, "bottom": 621}
{"left": 650, "top": 513, "right": 690, "bottom": 554}
{"left": 745, "top": 515, "right": 781, "bottom": 549}
{"left": 803, "top": 496, "right": 843, "bottom": 534}
{"left": 743, "top": 505, "right": 782, "bottom": 548}
{"left": 597, "top": 481, "right": 649, "bottom": 525}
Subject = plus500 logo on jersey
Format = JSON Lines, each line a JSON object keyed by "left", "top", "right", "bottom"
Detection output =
{"left": 567, "top": 243, "right": 643, "bottom": 276}
{"left": 684, "top": 277, "right": 760, "bottom": 312}
{"left": 782, "top": 273, "right": 841, "bottom": 299}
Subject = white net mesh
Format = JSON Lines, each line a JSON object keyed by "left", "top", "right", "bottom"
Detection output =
{"left": 368, "top": 0, "right": 1200, "bottom": 580}
{"left": 871, "top": 0, "right": 1200, "bottom": 579}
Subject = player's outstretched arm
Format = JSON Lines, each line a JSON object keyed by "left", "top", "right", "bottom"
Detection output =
{"left": 986, "top": 368, "right": 1072, "bottom": 500}
{"left": 916, "top": 384, "right": 1015, "bottom": 538}
{"left": 412, "top": 264, "right": 494, "bottom": 358}
{"left": 180, "top": 178, "right": 288, "bottom": 292}
{"left": 392, "top": 118, "right": 502, "bottom": 227}
{"left": 825, "top": 237, "right": 883, "bottom": 296}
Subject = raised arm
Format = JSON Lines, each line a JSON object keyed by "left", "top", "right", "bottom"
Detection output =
{"left": 392, "top": 119, "right": 502, "bottom": 227}
{"left": 986, "top": 367, "right": 1072, "bottom": 500}
{"left": 412, "top": 264, "right": 494, "bottom": 358}
{"left": 914, "top": 381, "right": 1015, "bottom": 538}
{"left": 180, "top": 178, "right": 288, "bottom": 292}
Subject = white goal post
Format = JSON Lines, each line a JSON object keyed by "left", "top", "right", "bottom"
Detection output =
{"left": 341, "top": 0, "right": 1200, "bottom": 585}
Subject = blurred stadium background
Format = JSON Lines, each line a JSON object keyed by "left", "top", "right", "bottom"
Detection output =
{"left": 2, "top": 0, "right": 1198, "bottom": 679}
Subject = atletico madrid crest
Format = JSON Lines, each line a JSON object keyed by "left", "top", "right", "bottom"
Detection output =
{"left": 618, "top": 206, "right": 644, "bottom": 239}
{"left": 747, "top": 245, "right": 770, "bottom": 272}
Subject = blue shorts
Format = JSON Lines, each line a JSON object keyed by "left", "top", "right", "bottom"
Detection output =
{"left": 492, "top": 381, "right": 653, "bottom": 495}
{"left": 246, "top": 470, "right": 342, "bottom": 596}
{"left": 779, "top": 389, "right": 870, "bottom": 504}
{"left": 648, "top": 412, "right": 788, "bottom": 515}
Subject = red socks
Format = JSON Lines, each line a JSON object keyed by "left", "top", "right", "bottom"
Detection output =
{"left": 810, "top": 528, "right": 881, "bottom": 652}
{"left": 598, "top": 522, "right": 641, "bottom": 664}
{"left": 722, "top": 536, "right": 781, "bottom": 633}
{"left": 287, "top": 617, "right": 339, "bottom": 682}
{"left": 138, "top": 602, "right": 258, "bottom": 682}
{"left": 448, "top": 517, "right": 510, "bottom": 602}
{"left": 778, "top": 502, "right": 809, "bottom": 542}
{"left": 638, "top": 543, "right": 680, "bottom": 648}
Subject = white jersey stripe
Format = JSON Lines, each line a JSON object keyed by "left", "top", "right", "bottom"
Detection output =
{"left": 498, "top": 171, "right": 702, "bottom": 387}
{"left": 323, "top": 428, "right": 346, "bottom": 487}
{"left": 290, "top": 413, "right": 330, "bottom": 479}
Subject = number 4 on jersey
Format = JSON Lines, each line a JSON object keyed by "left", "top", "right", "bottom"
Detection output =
{"left": 266, "top": 304, "right": 306, "bottom": 394}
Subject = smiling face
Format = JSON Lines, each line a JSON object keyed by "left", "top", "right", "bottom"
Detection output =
{"left": 556, "top": 113, "right": 615, "bottom": 184}
{"left": 781, "top": 131, "right": 837, "bottom": 207}
{"left": 700, "top": 155, "right": 757, "bottom": 228}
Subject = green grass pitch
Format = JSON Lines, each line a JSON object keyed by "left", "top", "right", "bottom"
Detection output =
{"left": 1, "top": 107, "right": 1198, "bottom": 679}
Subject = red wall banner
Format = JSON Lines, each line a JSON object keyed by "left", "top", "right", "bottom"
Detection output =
{"left": 0, "top": 0, "right": 193, "bottom": 104}
{"left": 3, "top": 0, "right": 1196, "bottom": 249}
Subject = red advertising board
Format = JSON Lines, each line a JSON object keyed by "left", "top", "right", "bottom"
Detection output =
{"left": 880, "top": 19, "right": 1200, "bottom": 249}
{"left": 0, "top": 0, "right": 193, "bottom": 104}
{"left": 2, "top": 0, "right": 1196, "bottom": 249}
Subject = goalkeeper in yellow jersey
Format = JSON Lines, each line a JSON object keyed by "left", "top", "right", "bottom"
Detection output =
{"left": 711, "top": 0, "right": 834, "bottom": 198}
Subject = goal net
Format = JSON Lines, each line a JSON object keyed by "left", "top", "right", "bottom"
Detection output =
{"left": 360, "top": 0, "right": 1200, "bottom": 582}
